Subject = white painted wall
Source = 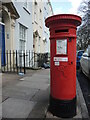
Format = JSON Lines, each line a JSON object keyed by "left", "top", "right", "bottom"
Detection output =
{"left": 13, "top": 0, "right": 53, "bottom": 53}
{"left": 13, "top": 1, "right": 33, "bottom": 51}
{"left": 43, "top": 1, "right": 53, "bottom": 53}
{"left": 32, "top": 0, "right": 44, "bottom": 53}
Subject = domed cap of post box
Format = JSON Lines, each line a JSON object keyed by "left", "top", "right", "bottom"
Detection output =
{"left": 45, "top": 14, "right": 82, "bottom": 28}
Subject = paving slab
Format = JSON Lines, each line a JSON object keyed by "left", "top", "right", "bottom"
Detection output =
{"left": 2, "top": 73, "right": 22, "bottom": 88}
{"left": 0, "top": 73, "right": 2, "bottom": 103}
{"left": 28, "top": 101, "right": 48, "bottom": 118}
{"left": 17, "top": 81, "right": 49, "bottom": 90}
{"left": 3, "top": 87, "right": 39, "bottom": 100}
{"left": 20, "top": 76, "right": 49, "bottom": 84}
{"left": 2, "top": 69, "right": 88, "bottom": 119}
{"left": 0, "top": 73, "right": 2, "bottom": 86}
{"left": 38, "top": 69, "right": 50, "bottom": 75}
{"left": 0, "top": 96, "right": 1, "bottom": 104}
{"left": 3, "top": 85, "right": 38, "bottom": 93}
{"left": 2, "top": 69, "right": 50, "bottom": 119}
{"left": 0, "top": 88, "right": 2, "bottom": 95}
{"left": 0, "top": 103, "right": 2, "bottom": 119}
{"left": 2, "top": 96, "right": 9, "bottom": 102}
{"left": 32, "top": 74, "right": 50, "bottom": 79}
{"left": 2, "top": 98, "right": 36, "bottom": 118}
{"left": 31, "top": 88, "right": 50, "bottom": 102}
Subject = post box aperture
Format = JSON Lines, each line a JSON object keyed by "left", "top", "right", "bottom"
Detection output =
{"left": 45, "top": 14, "right": 81, "bottom": 118}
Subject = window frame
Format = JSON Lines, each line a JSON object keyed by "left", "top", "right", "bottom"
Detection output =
{"left": 19, "top": 23, "right": 27, "bottom": 51}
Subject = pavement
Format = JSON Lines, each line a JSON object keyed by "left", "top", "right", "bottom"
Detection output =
{"left": 1, "top": 69, "right": 90, "bottom": 119}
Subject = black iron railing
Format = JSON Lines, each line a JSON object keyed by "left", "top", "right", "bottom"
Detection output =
{"left": 0, "top": 50, "right": 50, "bottom": 74}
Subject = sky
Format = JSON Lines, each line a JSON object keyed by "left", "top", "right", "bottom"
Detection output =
{"left": 50, "top": 0, "right": 83, "bottom": 15}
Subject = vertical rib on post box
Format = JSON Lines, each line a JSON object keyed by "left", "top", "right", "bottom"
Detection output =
{"left": 45, "top": 14, "right": 81, "bottom": 118}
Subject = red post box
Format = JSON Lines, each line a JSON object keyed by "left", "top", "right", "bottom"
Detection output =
{"left": 45, "top": 14, "right": 81, "bottom": 118}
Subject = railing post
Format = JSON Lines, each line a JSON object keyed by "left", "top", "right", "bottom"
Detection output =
{"left": 13, "top": 50, "right": 15, "bottom": 72}
{"left": 26, "top": 50, "right": 27, "bottom": 67}
{"left": 29, "top": 50, "right": 30, "bottom": 67}
{"left": 32, "top": 51, "right": 33, "bottom": 67}
{"left": 7, "top": 50, "right": 8, "bottom": 72}
{"left": 16, "top": 50, "right": 18, "bottom": 74}
{"left": 10, "top": 50, "right": 11, "bottom": 72}
{"left": 24, "top": 52, "right": 26, "bottom": 74}
{"left": 34, "top": 52, "right": 35, "bottom": 67}
{"left": 19, "top": 51, "right": 22, "bottom": 73}
{"left": 4, "top": 51, "right": 5, "bottom": 72}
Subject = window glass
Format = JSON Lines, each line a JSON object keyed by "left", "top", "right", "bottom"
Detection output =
{"left": 19, "top": 24, "right": 27, "bottom": 50}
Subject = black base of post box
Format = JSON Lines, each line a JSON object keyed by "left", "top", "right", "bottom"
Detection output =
{"left": 48, "top": 95, "right": 76, "bottom": 118}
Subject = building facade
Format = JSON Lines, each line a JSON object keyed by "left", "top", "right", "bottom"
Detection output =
{"left": 0, "top": 0, "right": 53, "bottom": 69}
{"left": 1, "top": 1, "right": 19, "bottom": 51}
{"left": 1, "top": 0, "right": 53, "bottom": 53}
{"left": 43, "top": 1, "right": 53, "bottom": 53}
{"left": 32, "top": 0, "right": 53, "bottom": 53}
{"left": 0, "top": 1, "right": 19, "bottom": 69}
{"left": 13, "top": 1, "right": 33, "bottom": 51}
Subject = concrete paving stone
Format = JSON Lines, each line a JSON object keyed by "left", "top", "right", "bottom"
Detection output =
{"left": 17, "top": 81, "right": 49, "bottom": 90}
{"left": 0, "top": 103, "right": 2, "bottom": 119}
{"left": 2, "top": 73, "right": 22, "bottom": 88}
{"left": 32, "top": 74, "right": 50, "bottom": 79}
{"left": 46, "top": 111, "right": 60, "bottom": 119}
{"left": 2, "top": 98, "right": 36, "bottom": 118}
{"left": 3, "top": 85, "right": 38, "bottom": 94}
{"left": 2, "top": 96, "right": 9, "bottom": 102}
{"left": 25, "top": 69, "right": 38, "bottom": 77}
{"left": 73, "top": 105, "right": 82, "bottom": 118}
{"left": 20, "top": 76, "right": 49, "bottom": 84}
{"left": 0, "top": 88, "right": 2, "bottom": 96}
{"left": 38, "top": 69, "right": 50, "bottom": 75}
{"left": 28, "top": 101, "right": 49, "bottom": 118}
{"left": 3, "top": 87, "right": 39, "bottom": 100}
{"left": 0, "top": 73, "right": 2, "bottom": 78}
{"left": 0, "top": 96, "right": 1, "bottom": 104}
{"left": 31, "top": 88, "right": 50, "bottom": 102}
{"left": 2, "top": 80, "right": 20, "bottom": 88}
{"left": 0, "top": 73, "right": 2, "bottom": 91}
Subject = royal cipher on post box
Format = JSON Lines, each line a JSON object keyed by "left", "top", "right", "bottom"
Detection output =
{"left": 45, "top": 14, "right": 81, "bottom": 118}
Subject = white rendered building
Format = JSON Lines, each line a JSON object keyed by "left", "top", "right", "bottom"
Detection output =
{"left": 32, "top": 0, "right": 53, "bottom": 53}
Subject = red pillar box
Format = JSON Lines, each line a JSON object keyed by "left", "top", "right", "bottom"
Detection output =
{"left": 45, "top": 14, "right": 81, "bottom": 118}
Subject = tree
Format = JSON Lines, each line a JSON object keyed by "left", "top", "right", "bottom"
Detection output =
{"left": 77, "top": 0, "right": 90, "bottom": 50}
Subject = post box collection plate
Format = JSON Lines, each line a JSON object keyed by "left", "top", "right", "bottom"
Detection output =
{"left": 56, "top": 39, "right": 67, "bottom": 55}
